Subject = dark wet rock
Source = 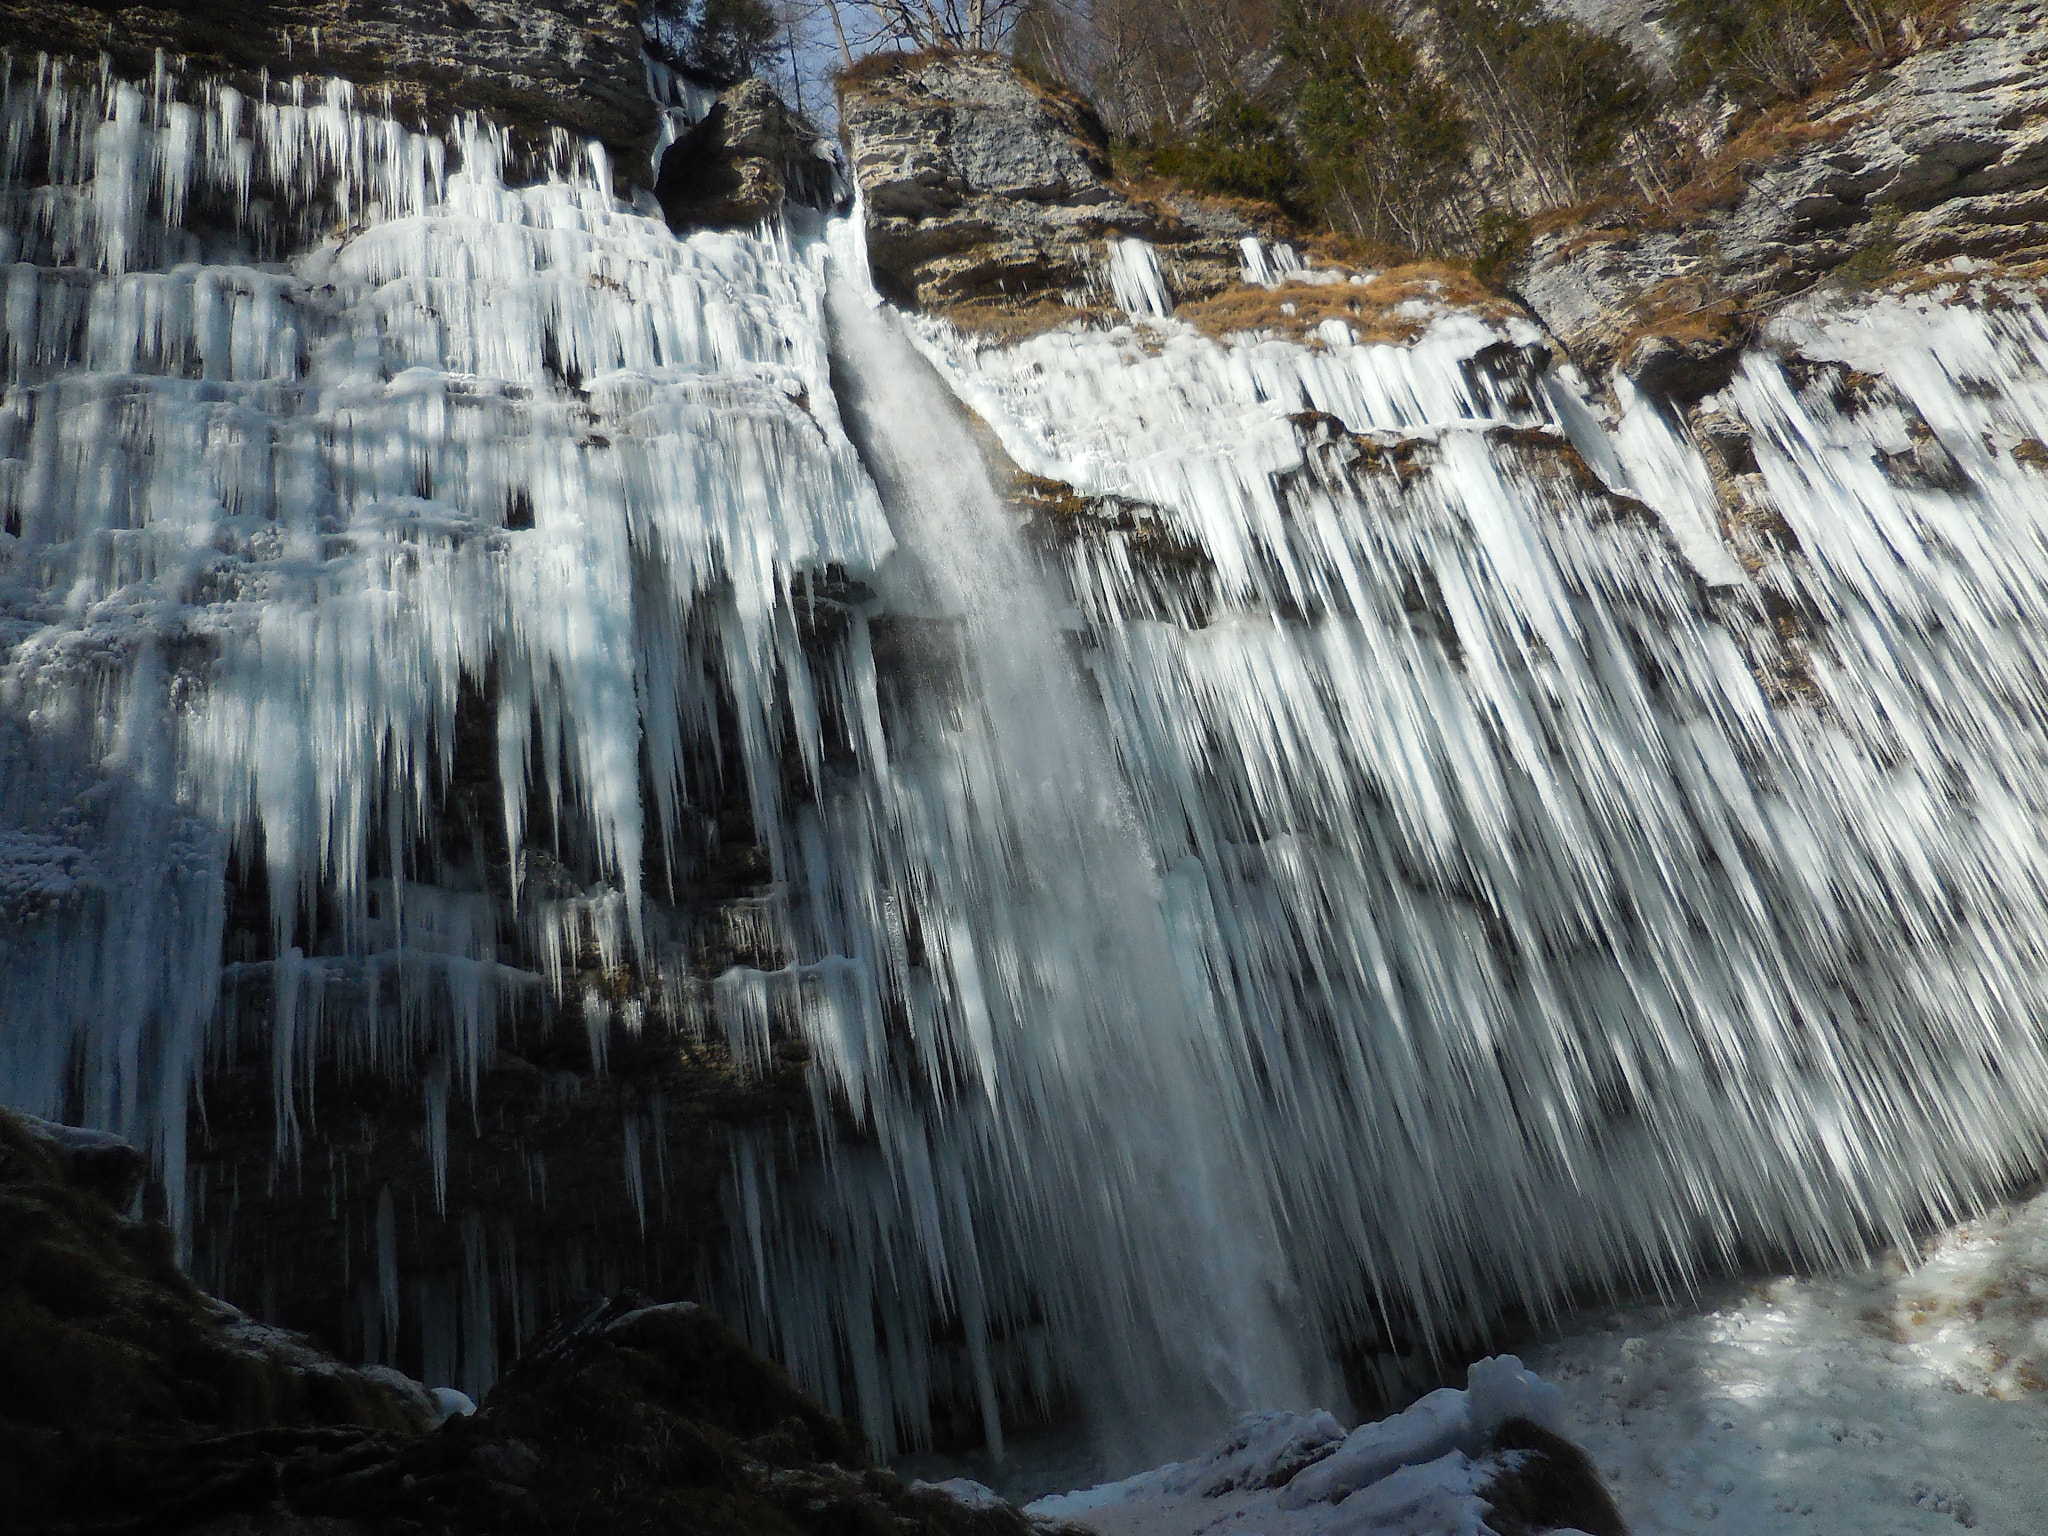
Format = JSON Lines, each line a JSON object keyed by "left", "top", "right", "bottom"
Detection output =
{"left": 1481, "top": 1416, "right": 1630, "bottom": 1536}
{"left": 1015, "top": 472, "right": 1218, "bottom": 626}
{"left": 1624, "top": 329, "right": 1746, "bottom": 399}
{"left": 1462, "top": 341, "right": 1556, "bottom": 419}
{"left": 11, "top": 1111, "right": 149, "bottom": 1210}
{"left": 0, "top": 1109, "right": 433, "bottom": 1534}
{"left": 655, "top": 78, "right": 840, "bottom": 229}
{"left": 3, "top": 1127, "right": 1050, "bottom": 1536}
{"left": 1876, "top": 425, "right": 1975, "bottom": 493}
{"left": 182, "top": 1000, "right": 817, "bottom": 1415}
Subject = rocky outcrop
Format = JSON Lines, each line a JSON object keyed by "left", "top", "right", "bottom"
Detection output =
{"left": 1549, "top": 0, "right": 1677, "bottom": 72}
{"left": 0, "top": 1, "right": 654, "bottom": 166}
{"left": 838, "top": 52, "right": 1262, "bottom": 321}
{"left": 655, "top": 78, "right": 841, "bottom": 229}
{"left": 1516, "top": 0, "right": 2048, "bottom": 394}
{"left": 0, "top": 1108, "right": 436, "bottom": 1532}
{"left": 2, "top": 1111, "right": 1055, "bottom": 1536}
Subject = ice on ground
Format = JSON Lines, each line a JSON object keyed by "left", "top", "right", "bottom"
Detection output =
{"left": 1529, "top": 1183, "right": 2048, "bottom": 1534}
{"left": 1280, "top": 1359, "right": 1560, "bottom": 1510}
{"left": 1028, "top": 1357, "right": 1551, "bottom": 1536}
{"left": 913, "top": 1478, "right": 1009, "bottom": 1511}
{"left": 429, "top": 1386, "right": 478, "bottom": 1422}
{"left": 1039, "top": 1190, "right": 2048, "bottom": 1534}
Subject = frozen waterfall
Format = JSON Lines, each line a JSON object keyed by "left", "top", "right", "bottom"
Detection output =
{"left": 10, "top": 50, "right": 2048, "bottom": 1474}
{"left": 718, "top": 228, "right": 1323, "bottom": 1460}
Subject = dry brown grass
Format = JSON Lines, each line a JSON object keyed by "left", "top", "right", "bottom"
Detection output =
{"left": 1529, "top": 11, "right": 1959, "bottom": 249}
{"left": 1528, "top": 195, "right": 1637, "bottom": 238}
{"left": 1607, "top": 272, "right": 1749, "bottom": 365}
{"left": 1659, "top": 106, "right": 1867, "bottom": 224}
{"left": 1177, "top": 263, "right": 1516, "bottom": 346}
{"left": 1095, "top": 175, "right": 1299, "bottom": 249}
{"left": 833, "top": 47, "right": 952, "bottom": 93}
{"left": 931, "top": 296, "right": 1119, "bottom": 344}
{"left": 1554, "top": 225, "right": 1641, "bottom": 259}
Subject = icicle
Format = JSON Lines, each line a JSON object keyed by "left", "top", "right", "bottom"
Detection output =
{"left": 623, "top": 1111, "right": 646, "bottom": 1236}
{"left": 1240, "top": 237, "right": 1275, "bottom": 288}
{"left": 18, "top": 44, "right": 2048, "bottom": 1486}
{"left": 1107, "top": 238, "right": 1173, "bottom": 320}
{"left": 375, "top": 1183, "right": 400, "bottom": 1356}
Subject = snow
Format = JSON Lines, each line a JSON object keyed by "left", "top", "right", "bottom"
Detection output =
{"left": 429, "top": 1385, "right": 479, "bottom": 1422}
{"left": 915, "top": 1477, "right": 1010, "bottom": 1511}
{"left": 1529, "top": 1185, "right": 2048, "bottom": 1534}
{"left": 1026, "top": 1358, "right": 1556, "bottom": 1536}
{"left": 1029, "top": 1192, "right": 2048, "bottom": 1535}
{"left": 13, "top": 1111, "right": 135, "bottom": 1156}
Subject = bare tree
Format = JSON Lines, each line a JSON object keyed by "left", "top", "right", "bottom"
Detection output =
{"left": 776, "top": 0, "right": 1053, "bottom": 58}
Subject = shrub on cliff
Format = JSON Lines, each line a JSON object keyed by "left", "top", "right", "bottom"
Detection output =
{"left": 1146, "top": 91, "right": 1301, "bottom": 207}
{"left": 645, "top": 0, "right": 780, "bottom": 84}
{"left": 1428, "top": 0, "right": 1657, "bottom": 208}
{"left": 1668, "top": 0, "right": 1944, "bottom": 103}
{"left": 1281, "top": 0, "right": 1476, "bottom": 252}
{"left": 1067, "top": 0, "right": 1658, "bottom": 260}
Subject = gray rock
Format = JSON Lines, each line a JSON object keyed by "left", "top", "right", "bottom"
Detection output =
{"left": 655, "top": 79, "right": 840, "bottom": 230}
{"left": 839, "top": 54, "right": 1258, "bottom": 317}
{"left": 1517, "top": 0, "right": 2048, "bottom": 391}
{"left": 1546, "top": 0, "right": 1679, "bottom": 71}
{"left": 14, "top": 1111, "right": 147, "bottom": 1209}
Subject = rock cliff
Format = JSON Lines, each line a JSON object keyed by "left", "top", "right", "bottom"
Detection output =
{"left": 1515, "top": 0, "right": 2048, "bottom": 395}
{"left": 837, "top": 53, "right": 1263, "bottom": 324}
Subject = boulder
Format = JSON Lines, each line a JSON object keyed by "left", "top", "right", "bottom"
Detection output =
{"left": 0, "top": 1108, "right": 435, "bottom": 1533}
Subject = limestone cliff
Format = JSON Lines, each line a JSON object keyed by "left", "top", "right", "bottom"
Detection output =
{"left": 837, "top": 53, "right": 1264, "bottom": 323}
{"left": 1515, "top": 0, "right": 2048, "bottom": 395}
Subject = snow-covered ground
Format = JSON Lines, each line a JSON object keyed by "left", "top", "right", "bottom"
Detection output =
{"left": 996, "top": 1188, "right": 2048, "bottom": 1535}
{"left": 1527, "top": 1186, "right": 2048, "bottom": 1534}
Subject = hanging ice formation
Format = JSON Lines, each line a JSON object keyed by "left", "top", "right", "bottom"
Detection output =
{"left": 0, "top": 54, "right": 891, "bottom": 1257}
{"left": 12, "top": 44, "right": 2048, "bottom": 1472}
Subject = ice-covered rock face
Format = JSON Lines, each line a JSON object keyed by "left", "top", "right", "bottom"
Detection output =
{"left": 0, "top": 54, "right": 1320, "bottom": 1457}
{"left": 1520, "top": 0, "right": 2048, "bottom": 390}
{"left": 0, "top": 0, "right": 655, "bottom": 165}
{"left": 910, "top": 270, "right": 2048, "bottom": 1381}
{"left": 17, "top": 27, "right": 2048, "bottom": 1493}
{"left": 0, "top": 57, "right": 887, "bottom": 1261}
